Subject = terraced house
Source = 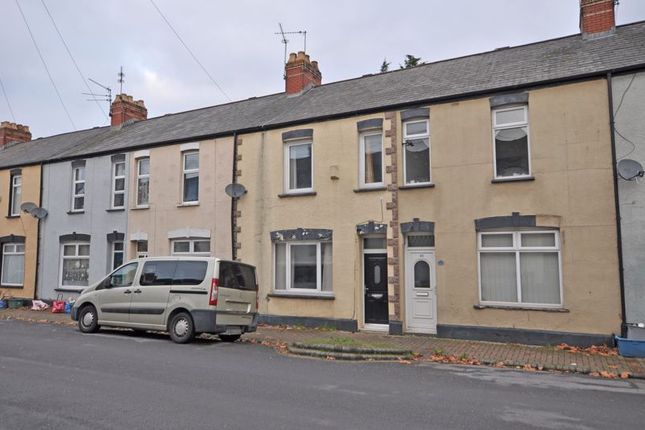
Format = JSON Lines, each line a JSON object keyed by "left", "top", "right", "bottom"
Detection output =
{"left": 0, "top": 0, "right": 642, "bottom": 345}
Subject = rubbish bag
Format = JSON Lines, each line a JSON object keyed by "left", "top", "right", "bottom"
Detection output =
{"left": 31, "top": 300, "right": 49, "bottom": 311}
{"left": 51, "top": 294, "right": 65, "bottom": 313}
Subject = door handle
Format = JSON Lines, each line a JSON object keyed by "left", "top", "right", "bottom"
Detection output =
{"left": 123, "top": 290, "right": 132, "bottom": 294}
{"left": 133, "top": 289, "right": 142, "bottom": 294}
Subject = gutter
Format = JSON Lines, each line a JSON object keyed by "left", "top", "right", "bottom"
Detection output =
{"left": 606, "top": 72, "right": 628, "bottom": 337}
{"left": 33, "top": 161, "right": 44, "bottom": 300}
{"left": 3, "top": 64, "right": 645, "bottom": 173}
{"left": 231, "top": 131, "right": 238, "bottom": 260}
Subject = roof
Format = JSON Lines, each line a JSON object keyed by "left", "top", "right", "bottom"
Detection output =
{"left": 2, "top": 21, "right": 645, "bottom": 169}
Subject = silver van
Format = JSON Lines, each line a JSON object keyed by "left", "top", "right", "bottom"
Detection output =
{"left": 71, "top": 257, "right": 258, "bottom": 344}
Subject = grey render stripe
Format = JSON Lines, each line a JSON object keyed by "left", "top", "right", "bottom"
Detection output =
{"left": 489, "top": 92, "right": 529, "bottom": 108}
{"left": 59, "top": 233, "right": 91, "bottom": 243}
{"left": 270, "top": 228, "right": 332, "bottom": 242}
{"left": 9, "top": 168, "right": 21, "bottom": 176}
{"left": 71, "top": 160, "right": 85, "bottom": 168}
{"left": 474, "top": 212, "right": 536, "bottom": 231}
{"left": 400, "top": 219, "right": 434, "bottom": 234}
{"left": 356, "top": 118, "right": 383, "bottom": 131}
{"left": 106, "top": 232, "right": 125, "bottom": 242}
{"left": 400, "top": 108, "right": 429, "bottom": 121}
{"left": 356, "top": 222, "right": 387, "bottom": 236}
{"left": 110, "top": 154, "right": 126, "bottom": 163}
{"left": 0, "top": 234, "right": 25, "bottom": 244}
{"left": 282, "top": 129, "right": 313, "bottom": 142}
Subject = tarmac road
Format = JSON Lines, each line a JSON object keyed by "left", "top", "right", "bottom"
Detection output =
{"left": 1, "top": 319, "right": 644, "bottom": 430}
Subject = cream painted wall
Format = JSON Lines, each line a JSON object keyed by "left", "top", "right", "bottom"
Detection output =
{"left": 127, "top": 137, "right": 232, "bottom": 260}
{"left": 238, "top": 78, "right": 622, "bottom": 336}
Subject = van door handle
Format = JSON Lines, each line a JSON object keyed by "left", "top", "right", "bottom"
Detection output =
{"left": 123, "top": 290, "right": 132, "bottom": 294}
{"left": 133, "top": 289, "right": 142, "bottom": 294}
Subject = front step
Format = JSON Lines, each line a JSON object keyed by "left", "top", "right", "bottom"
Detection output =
{"left": 288, "top": 342, "right": 413, "bottom": 361}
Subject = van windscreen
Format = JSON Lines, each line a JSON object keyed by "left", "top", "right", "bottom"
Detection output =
{"left": 218, "top": 262, "right": 257, "bottom": 291}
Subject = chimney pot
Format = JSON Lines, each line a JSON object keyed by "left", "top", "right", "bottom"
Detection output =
{"left": 110, "top": 93, "right": 148, "bottom": 127}
{"left": 0, "top": 121, "right": 31, "bottom": 147}
{"left": 580, "top": 0, "right": 616, "bottom": 38}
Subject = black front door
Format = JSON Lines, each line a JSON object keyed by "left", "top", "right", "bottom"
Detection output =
{"left": 364, "top": 254, "right": 388, "bottom": 324}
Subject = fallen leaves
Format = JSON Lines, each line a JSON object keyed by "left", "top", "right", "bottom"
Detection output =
{"left": 428, "top": 352, "right": 481, "bottom": 366}
{"left": 556, "top": 343, "right": 618, "bottom": 356}
{"left": 588, "top": 371, "right": 631, "bottom": 379}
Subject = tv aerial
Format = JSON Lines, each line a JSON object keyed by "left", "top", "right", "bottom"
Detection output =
{"left": 225, "top": 183, "right": 247, "bottom": 199}
{"left": 617, "top": 159, "right": 644, "bottom": 181}
{"left": 84, "top": 77, "right": 112, "bottom": 117}
{"left": 275, "top": 23, "right": 307, "bottom": 66}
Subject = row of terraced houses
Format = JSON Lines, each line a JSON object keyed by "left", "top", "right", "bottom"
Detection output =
{"left": 1, "top": 0, "right": 644, "bottom": 345}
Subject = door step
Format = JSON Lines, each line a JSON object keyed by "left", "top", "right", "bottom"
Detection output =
{"left": 288, "top": 342, "right": 413, "bottom": 361}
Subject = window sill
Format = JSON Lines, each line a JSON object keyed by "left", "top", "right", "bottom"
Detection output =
{"left": 474, "top": 304, "right": 568, "bottom": 313}
{"left": 1, "top": 284, "right": 24, "bottom": 289}
{"left": 106, "top": 208, "right": 125, "bottom": 212}
{"left": 353, "top": 186, "right": 387, "bottom": 193}
{"left": 177, "top": 202, "right": 199, "bottom": 208}
{"left": 268, "top": 292, "right": 335, "bottom": 300}
{"left": 491, "top": 176, "right": 535, "bottom": 184}
{"left": 5, "top": 214, "right": 20, "bottom": 219}
{"left": 66, "top": 210, "right": 85, "bottom": 215}
{"left": 131, "top": 205, "right": 150, "bottom": 210}
{"left": 399, "top": 183, "right": 435, "bottom": 190}
{"left": 55, "top": 287, "right": 86, "bottom": 293}
{"left": 277, "top": 191, "right": 317, "bottom": 198}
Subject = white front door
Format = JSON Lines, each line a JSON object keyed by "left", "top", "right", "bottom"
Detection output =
{"left": 405, "top": 250, "right": 437, "bottom": 334}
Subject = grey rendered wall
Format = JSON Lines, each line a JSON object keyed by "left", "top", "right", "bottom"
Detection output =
{"left": 38, "top": 154, "right": 128, "bottom": 300}
{"left": 614, "top": 71, "right": 645, "bottom": 324}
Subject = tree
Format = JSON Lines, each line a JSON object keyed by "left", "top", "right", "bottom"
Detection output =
{"left": 380, "top": 58, "right": 390, "bottom": 73}
{"left": 400, "top": 54, "right": 423, "bottom": 69}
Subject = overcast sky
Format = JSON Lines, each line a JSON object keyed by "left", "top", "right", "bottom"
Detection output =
{"left": 1, "top": 0, "right": 644, "bottom": 138}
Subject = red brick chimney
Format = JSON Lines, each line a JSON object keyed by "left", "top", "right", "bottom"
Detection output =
{"left": 110, "top": 94, "right": 147, "bottom": 127}
{"left": 580, "top": 0, "right": 616, "bottom": 38}
{"left": 0, "top": 121, "right": 31, "bottom": 147}
{"left": 285, "top": 51, "right": 322, "bottom": 95}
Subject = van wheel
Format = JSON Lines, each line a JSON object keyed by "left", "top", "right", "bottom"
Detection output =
{"left": 219, "top": 334, "right": 241, "bottom": 343}
{"left": 169, "top": 312, "right": 194, "bottom": 344}
{"left": 78, "top": 305, "right": 100, "bottom": 333}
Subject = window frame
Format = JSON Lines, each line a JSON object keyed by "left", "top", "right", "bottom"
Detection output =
{"left": 71, "top": 165, "right": 86, "bottom": 212}
{"left": 181, "top": 150, "right": 200, "bottom": 204}
{"left": 9, "top": 173, "right": 22, "bottom": 216}
{"left": 1, "top": 243, "right": 25, "bottom": 287}
{"left": 59, "top": 241, "right": 91, "bottom": 289}
{"left": 170, "top": 238, "right": 211, "bottom": 256}
{"left": 358, "top": 130, "right": 384, "bottom": 189}
{"left": 135, "top": 240, "right": 149, "bottom": 259}
{"left": 283, "top": 140, "right": 314, "bottom": 194}
{"left": 273, "top": 241, "right": 326, "bottom": 293}
{"left": 136, "top": 157, "right": 150, "bottom": 207}
{"left": 111, "top": 240, "right": 125, "bottom": 270}
{"left": 111, "top": 160, "right": 126, "bottom": 209}
{"left": 402, "top": 119, "right": 432, "bottom": 186}
{"left": 477, "top": 230, "right": 563, "bottom": 308}
{"left": 491, "top": 105, "right": 532, "bottom": 180}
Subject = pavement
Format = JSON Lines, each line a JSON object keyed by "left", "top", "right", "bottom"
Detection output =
{"left": 1, "top": 318, "right": 645, "bottom": 430}
{"left": 2, "top": 307, "right": 645, "bottom": 380}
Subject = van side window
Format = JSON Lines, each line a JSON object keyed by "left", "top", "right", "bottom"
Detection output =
{"left": 174, "top": 261, "right": 207, "bottom": 285}
{"left": 140, "top": 261, "right": 177, "bottom": 286}
{"left": 110, "top": 262, "right": 138, "bottom": 288}
{"left": 219, "top": 262, "right": 257, "bottom": 291}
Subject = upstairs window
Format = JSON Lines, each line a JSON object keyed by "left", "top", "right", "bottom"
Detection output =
{"left": 9, "top": 174, "right": 22, "bottom": 216}
{"left": 492, "top": 106, "right": 530, "bottom": 179}
{"left": 111, "top": 160, "right": 126, "bottom": 209}
{"left": 182, "top": 151, "right": 199, "bottom": 203}
{"left": 403, "top": 120, "right": 431, "bottom": 185}
{"left": 359, "top": 131, "right": 383, "bottom": 188}
{"left": 136, "top": 157, "right": 150, "bottom": 207}
{"left": 71, "top": 164, "right": 86, "bottom": 212}
{"left": 284, "top": 141, "right": 313, "bottom": 193}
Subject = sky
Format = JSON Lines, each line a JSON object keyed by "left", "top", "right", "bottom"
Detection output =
{"left": 1, "top": 0, "right": 644, "bottom": 139}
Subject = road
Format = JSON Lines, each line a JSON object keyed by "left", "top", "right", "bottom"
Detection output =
{"left": 1, "top": 320, "right": 644, "bottom": 430}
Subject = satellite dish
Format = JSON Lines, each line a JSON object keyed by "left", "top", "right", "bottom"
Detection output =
{"left": 617, "top": 159, "right": 645, "bottom": 181}
{"left": 20, "top": 202, "right": 37, "bottom": 213}
{"left": 29, "top": 207, "right": 48, "bottom": 219}
{"left": 225, "top": 183, "right": 247, "bottom": 198}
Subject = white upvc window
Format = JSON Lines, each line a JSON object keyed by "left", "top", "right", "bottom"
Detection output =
{"left": 111, "top": 241, "right": 124, "bottom": 270}
{"left": 1, "top": 243, "right": 25, "bottom": 287}
{"left": 135, "top": 240, "right": 148, "bottom": 258}
{"left": 60, "top": 242, "right": 90, "bottom": 288}
{"left": 111, "top": 160, "right": 126, "bottom": 209}
{"left": 136, "top": 157, "right": 150, "bottom": 207}
{"left": 477, "top": 231, "right": 562, "bottom": 307}
{"left": 171, "top": 238, "right": 210, "bottom": 256}
{"left": 10, "top": 174, "right": 22, "bottom": 216}
{"left": 284, "top": 140, "right": 313, "bottom": 193}
{"left": 182, "top": 151, "right": 199, "bottom": 203}
{"left": 273, "top": 241, "right": 333, "bottom": 293}
{"left": 492, "top": 105, "right": 531, "bottom": 179}
{"left": 402, "top": 119, "right": 431, "bottom": 185}
{"left": 359, "top": 131, "right": 384, "bottom": 188}
{"left": 71, "top": 165, "right": 86, "bottom": 212}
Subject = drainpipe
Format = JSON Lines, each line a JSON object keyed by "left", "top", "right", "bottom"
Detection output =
{"left": 606, "top": 72, "right": 627, "bottom": 337}
{"left": 231, "top": 131, "right": 238, "bottom": 260}
{"left": 33, "top": 161, "right": 44, "bottom": 300}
